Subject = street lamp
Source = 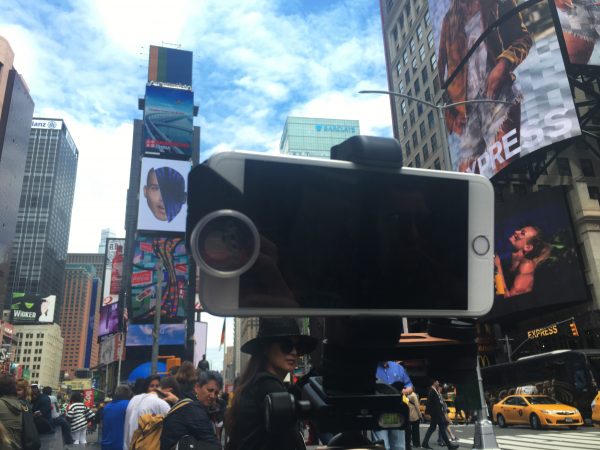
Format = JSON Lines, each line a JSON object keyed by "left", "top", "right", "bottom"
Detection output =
{"left": 358, "top": 89, "right": 514, "bottom": 170}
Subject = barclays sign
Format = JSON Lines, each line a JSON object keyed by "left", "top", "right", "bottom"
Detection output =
{"left": 315, "top": 124, "right": 357, "bottom": 133}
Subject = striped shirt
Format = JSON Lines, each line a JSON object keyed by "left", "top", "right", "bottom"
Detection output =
{"left": 66, "top": 402, "right": 93, "bottom": 432}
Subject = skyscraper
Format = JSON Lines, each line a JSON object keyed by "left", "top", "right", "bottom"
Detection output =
{"left": 6, "top": 118, "right": 79, "bottom": 314}
{"left": 0, "top": 37, "right": 35, "bottom": 309}
{"left": 98, "top": 228, "right": 116, "bottom": 254}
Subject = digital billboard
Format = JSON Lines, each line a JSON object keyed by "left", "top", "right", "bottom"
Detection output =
{"left": 98, "top": 303, "right": 119, "bottom": 337}
{"left": 486, "top": 186, "right": 588, "bottom": 320}
{"left": 125, "top": 323, "right": 186, "bottom": 346}
{"left": 137, "top": 158, "right": 190, "bottom": 232}
{"left": 130, "top": 236, "right": 188, "bottom": 322}
{"left": 102, "top": 239, "right": 125, "bottom": 307}
{"left": 148, "top": 46, "right": 193, "bottom": 86}
{"left": 427, "top": 0, "right": 580, "bottom": 177}
{"left": 99, "top": 334, "right": 120, "bottom": 365}
{"left": 143, "top": 84, "right": 193, "bottom": 158}
{"left": 10, "top": 293, "right": 56, "bottom": 324}
{"left": 555, "top": 0, "right": 600, "bottom": 66}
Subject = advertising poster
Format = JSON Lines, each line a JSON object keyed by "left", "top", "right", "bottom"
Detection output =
{"left": 130, "top": 236, "right": 188, "bottom": 322}
{"left": 102, "top": 239, "right": 125, "bottom": 307}
{"left": 98, "top": 303, "right": 119, "bottom": 337}
{"left": 137, "top": 158, "right": 190, "bottom": 232}
{"left": 125, "top": 323, "right": 186, "bottom": 346}
{"left": 143, "top": 84, "right": 193, "bottom": 158}
{"left": 193, "top": 321, "right": 208, "bottom": 368}
{"left": 486, "top": 186, "right": 588, "bottom": 320}
{"left": 554, "top": 0, "right": 600, "bottom": 66}
{"left": 427, "top": 0, "right": 580, "bottom": 177}
{"left": 85, "top": 279, "right": 99, "bottom": 368}
{"left": 99, "top": 334, "right": 119, "bottom": 365}
{"left": 10, "top": 293, "right": 56, "bottom": 324}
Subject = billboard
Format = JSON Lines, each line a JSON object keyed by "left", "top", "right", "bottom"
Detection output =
{"left": 143, "top": 84, "right": 193, "bottom": 158}
{"left": 130, "top": 236, "right": 188, "bottom": 322}
{"left": 125, "top": 323, "right": 186, "bottom": 346}
{"left": 85, "top": 279, "right": 99, "bottom": 368}
{"left": 148, "top": 46, "right": 193, "bottom": 86}
{"left": 554, "top": 0, "right": 600, "bottom": 66}
{"left": 428, "top": 0, "right": 580, "bottom": 177}
{"left": 10, "top": 293, "right": 56, "bottom": 324}
{"left": 99, "top": 334, "right": 120, "bottom": 365}
{"left": 98, "top": 303, "right": 119, "bottom": 337}
{"left": 487, "top": 186, "right": 588, "bottom": 319}
{"left": 137, "top": 158, "right": 190, "bottom": 232}
{"left": 102, "top": 239, "right": 125, "bottom": 307}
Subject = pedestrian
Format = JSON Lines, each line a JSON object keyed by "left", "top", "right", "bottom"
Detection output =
{"left": 101, "top": 385, "right": 132, "bottom": 450}
{"left": 123, "top": 375, "right": 162, "bottom": 449}
{"left": 0, "top": 374, "right": 23, "bottom": 449}
{"left": 225, "top": 318, "right": 318, "bottom": 450}
{"left": 373, "top": 361, "right": 414, "bottom": 450}
{"left": 15, "top": 379, "right": 32, "bottom": 408}
{"left": 43, "top": 386, "right": 73, "bottom": 445}
{"left": 406, "top": 390, "right": 423, "bottom": 449}
{"left": 197, "top": 354, "right": 210, "bottom": 372}
{"left": 175, "top": 360, "right": 198, "bottom": 396}
{"left": 436, "top": 385, "right": 457, "bottom": 444}
{"left": 421, "top": 380, "right": 458, "bottom": 450}
{"left": 31, "top": 385, "right": 53, "bottom": 435}
{"left": 160, "top": 370, "right": 223, "bottom": 449}
{"left": 66, "top": 392, "right": 94, "bottom": 446}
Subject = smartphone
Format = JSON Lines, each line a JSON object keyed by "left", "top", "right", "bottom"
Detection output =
{"left": 187, "top": 151, "right": 494, "bottom": 317}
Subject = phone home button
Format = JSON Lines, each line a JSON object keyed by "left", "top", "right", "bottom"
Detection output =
{"left": 472, "top": 235, "right": 490, "bottom": 256}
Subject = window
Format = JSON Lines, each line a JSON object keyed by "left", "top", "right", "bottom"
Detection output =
{"left": 409, "top": 38, "right": 416, "bottom": 53}
{"left": 398, "top": 80, "right": 405, "bottom": 94}
{"left": 401, "top": 100, "right": 407, "bottom": 115}
{"left": 405, "top": 140, "right": 411, "bottom": 157}
{"left": 391, "top": 27, "right": 398, "bottom": 42}
{"left": 424, "top": 88, "right": 431, "bottom": 102}
{"left": 425, "top": 11, "right": 431, "bottom": 26}
{"left": 412, "top": 132, "right": 418, "bottom": 147}
{"left": 416, "top": 24, "right": 423, "bottom": 40}
{"left": 427, "top": 30, "right": 434, "bottom": 49}
{"left": 421, "top": 66, "right": 428, "bottom": 83}
{"left": 405, "top": 70, "right": 411, "bottom": 84}
{"left": 415, "top": 154, "right": 421, "bottom": 168}
{"left": 580, "top": 158, "right": 595, "bottom": 177}
{"left": 588, "top": 185, "right": 600, "bottom": 202}
{"left": 417, "top": 103, "right": 424, "bottom": 116}
{"left": 414, "top": 78, "right": 420, "bottom": 95}
{"left": 423, "top": 143, "right": 430, "bottom": 161}
{"left": 410, "top": 110, "right": 416, "bottom": 127}
{"left": 419, "top": 45, "right": 426, "bottom": 62}
{"left": 396, "top": 61, "right": 402, "bottom": 76}
{"left": 420, "top": 122, "right": 426, "bottom": 139}
{"left": 402, "top": 120, "right": 408, "bottom": 135}
{"left": 430, "top": 53, "right": 438, "bottom": 71}
{"left": 428, "top": 110, "right": 435, "bottom": 128}
{"left": 412, "top": 58, "right": 418, "bottom": 73}
{"left": 403, "top": 49, "right": 409, "bottom": 65}
{"left": 431, "top": 133, "right": 438, "bottom": 149}
{"left": 557, "top": 158, "right": 572, "bottom": 176}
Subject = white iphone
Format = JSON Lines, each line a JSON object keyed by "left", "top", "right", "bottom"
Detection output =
{"left": 187, "top": 151, "right": 494, "bottom": 317}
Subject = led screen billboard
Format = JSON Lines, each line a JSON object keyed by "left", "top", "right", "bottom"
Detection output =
{"left": 10, "top": 293, "right": 56, "bottom": 324}
{"left": 554, "top": 0, "right": 600, "bottom": 66}
{"left": 143, "top": 84, "right": 193, "bottom": 158}
{"left": 102, "top": 239, "right": 124, "bottom": 307}
{"left": 99, "top": 334, "right": 120, "bottom": 365}
{"left": 125, "top": 323, "right": 186, "bottom": 346}
{"left": 137, "top": 158, "right": 190, "bottom": 232}
{"left": 148, "top": 46, "right": 193, "bottom": 86}
{"left": 98, "top": 302, "right": 119, "bottom": 337}
{"left": 130, "top": 236, "right": 188, "bottom": 322}
{"left": 486, "top": 186, "right": 588, "bottom": 320}
{"left": 427, "top": 0, "right": 580, "bottom": 177}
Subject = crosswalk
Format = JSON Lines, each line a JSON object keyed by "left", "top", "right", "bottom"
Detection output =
{"left": 458, "top": 430, "right": 600, "bottom": 450}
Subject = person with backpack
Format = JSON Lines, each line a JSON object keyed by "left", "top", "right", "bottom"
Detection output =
{"left": 0, "top": 374, "right": 23, "bottom": 449}
{"left": 225, "top": 318, "right": 318, "bottom": 450}
{"left": 66, "top": 392, "right": 95, "bottom": 445}
{"left": 160, "top": 370, "right": 223, "bottom": 449}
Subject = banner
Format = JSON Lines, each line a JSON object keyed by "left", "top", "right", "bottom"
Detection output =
{"left": 554, "top": 0, "right": 600, "bottom": 66}
{"left": 98, "top": 303, "right": 119, "bottom": 337}
{"left": 130, "top": 236, "right": 188, "bottom": 322}
{"left": 10, "top": 293, "right": 56, "bottom": 324}
{"left": 102, "top": 239, "right": 125, "bottom": 307}
{"left": 427, "top": 0, "right": 580, "bottom": 177}
{"left": 486, "top": 186, "right": 588, "bottom": 319}
{"left": 143, "top": 85, "right": 193, "bottom": 158}
{"left": 99, "top": 334, "right": 119, "bottom": 365}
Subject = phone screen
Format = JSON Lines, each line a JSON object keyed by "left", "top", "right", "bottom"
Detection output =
{"left": 240, "top": 160, "right": 469, "bottom": 311}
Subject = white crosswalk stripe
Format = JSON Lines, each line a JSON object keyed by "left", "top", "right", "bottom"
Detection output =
{"left": 458, "top": 430, "right": 600, "bottom": 450}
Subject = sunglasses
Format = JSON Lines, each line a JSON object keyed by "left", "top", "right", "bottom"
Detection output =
{"left": 272, "top": 338, "right": 302, "bottom": 355}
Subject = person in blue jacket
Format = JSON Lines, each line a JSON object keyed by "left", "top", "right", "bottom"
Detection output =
{"left": 101, "top": 385, "right": 132, "bottom": 450}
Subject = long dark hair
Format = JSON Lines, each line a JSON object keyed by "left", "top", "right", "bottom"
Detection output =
{"left": 224, "top": 352, "right": 268, "bottom": 449}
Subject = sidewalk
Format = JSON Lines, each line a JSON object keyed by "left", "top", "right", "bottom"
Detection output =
{"left": 40, "top": 429, "right": 101, "bottom": 449}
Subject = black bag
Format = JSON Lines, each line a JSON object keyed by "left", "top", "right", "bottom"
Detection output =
{"left": 175, "top": 435, "right": 221, "bottom": 450}
{"left": 20, "top": 403, "right": 41, "bottom": 450}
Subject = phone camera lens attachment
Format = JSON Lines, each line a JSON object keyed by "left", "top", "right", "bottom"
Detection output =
{"left": 190, "top": 209, "right": 260, "bottom": 278}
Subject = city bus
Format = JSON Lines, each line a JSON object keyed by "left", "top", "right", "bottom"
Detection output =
{"left": 481, "top": 349, "right": 600, "bottom": 421}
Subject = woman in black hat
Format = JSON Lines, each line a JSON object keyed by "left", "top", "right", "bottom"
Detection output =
{"left": 225, "top": 318, "right": 317, "bottom": 450}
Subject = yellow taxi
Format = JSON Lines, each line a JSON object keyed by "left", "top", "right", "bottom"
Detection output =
{"left": 492, "top": 394, "right": 583, "bottom": 429}
{"left": 419, "top": 397, "right": 464, "bottom": 423}
{"left": 592, "top": 391, "right": 600, "bottom": 427}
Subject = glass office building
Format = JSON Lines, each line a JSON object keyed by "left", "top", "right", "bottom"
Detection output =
{"left": 280, "top": 116, "right": 360, "bottom": 159}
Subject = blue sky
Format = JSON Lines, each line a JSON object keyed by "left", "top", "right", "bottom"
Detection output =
{"left": 1, "top": 0, "right": 393, "bottom": 352}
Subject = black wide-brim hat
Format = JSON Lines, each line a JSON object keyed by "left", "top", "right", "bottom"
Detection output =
{"left": 241, "top": 318, "right": 318, "bottom": 356}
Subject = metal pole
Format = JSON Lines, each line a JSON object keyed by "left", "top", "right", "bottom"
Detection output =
{"left": 116, "top": 332, "right": 124, "bottom": 385}
{"left": 505, "top": 335, "right": 512, "bottom": 363}
{"left": 436, "top": 106, "right": 453, "bottom": 170}
{"left": 151, "top": 260, "right": 163, "bottom": 375}
{"left": 473, "top": 359, "right": 501, "bottom": 450}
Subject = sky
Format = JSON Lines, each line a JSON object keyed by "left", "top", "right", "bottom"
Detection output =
{"left": 0, "top": 0, "right": 393, "bottom": 357}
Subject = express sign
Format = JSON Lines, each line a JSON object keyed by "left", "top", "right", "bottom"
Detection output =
{"left": 527, "top": 324, "right": 558, "bottom": 340}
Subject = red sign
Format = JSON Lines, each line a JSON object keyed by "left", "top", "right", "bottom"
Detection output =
{"left": 83, "top": 389, "right": 94, "bottom": 408}
{"left": 131, "top": 270, "right": 153, "bottom": 286}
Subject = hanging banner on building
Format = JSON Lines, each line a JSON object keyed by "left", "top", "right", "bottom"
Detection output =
{"left": 143, "top": 84, "right": 193, "bottom": 158}
{"left": 554, "top": 0, "right": 600, "bottom": 66}
{"left": 130, "top": 236, "right": 188, "bottom": 322}
{"left": 427, "top": 0, "right": 580, "bottom": 177}
{"left": 98, "top": 303, "right": 119, "bottom": 337}
{"left": 99, "top": 334, "right": 120, "bottom": 365}
{"left": 137, "top": 158, "right": 190, "bottom": 233}
{"left": 102, "top": 239, "right": 125, "bottom": 307}
{"left": 486, "top": 186, "right": 588, "bottom": 320}
{"left": 10, "top": 293, "right": 56, "bottom": 324}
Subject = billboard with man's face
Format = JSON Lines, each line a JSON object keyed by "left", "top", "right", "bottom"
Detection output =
{"left": 486, "top": 186, "right": 588, "bottom": 320}
{"left": 143, "top": 84, "right": 193, "bottom": 158}
{"left": 427, "top": 0, "right": 580, "bottom": 177}
{"left": 10, "top": 293, "right": 56, "bottom": 324}
{"left": 130, "top": 236, "right": 188, "bottom": 323}
{"left": 137, "top": 158, "right": 190, "bottom": 233}
{"left": 554, "top": 0, "right": 600, "bottom": 66}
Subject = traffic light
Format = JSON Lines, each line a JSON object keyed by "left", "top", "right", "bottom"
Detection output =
{"left": 166, "top": 357, "right": 181, "bottom": 373}
{"left": 570, "top": 322, "right": 579, "bottom": 337}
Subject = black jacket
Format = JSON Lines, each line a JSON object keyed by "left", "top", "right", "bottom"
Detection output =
{"left": 228, "top": 372, "right": 303, "bottom": 450}
{"left": 160, "top": 399, "right": 219, "bottom": 450}
{"left": 425, "top": 387, "right": 445, "bottom": 419}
